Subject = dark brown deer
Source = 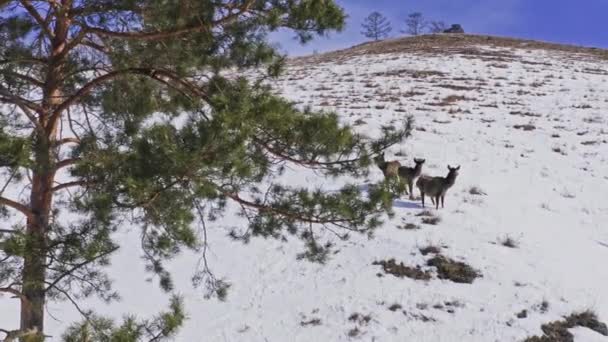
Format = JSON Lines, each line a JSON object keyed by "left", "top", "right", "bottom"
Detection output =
{"left": 398, "top": 158, "right": 425, "bottom": 199}
{"left": 416, "top": 165, "right": 460, "bottom": 209}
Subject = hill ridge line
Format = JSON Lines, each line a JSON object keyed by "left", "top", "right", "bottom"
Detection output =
{"left": 290, "top": 34, "right": 608, "bottom": 65}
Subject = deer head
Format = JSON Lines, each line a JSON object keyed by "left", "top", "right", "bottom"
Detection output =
{"left": 374, "top": 152, "right": 386, "bottom": 165}
{"left": 447, "top": 165, "right": 461, "bottom": 178}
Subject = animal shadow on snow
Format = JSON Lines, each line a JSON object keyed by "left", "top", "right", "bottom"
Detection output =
{"left": 356, "top": 184, "right": 423, "bottom": 209}
{"left": 393, "top": 199, "right": 423, "bottom": 209}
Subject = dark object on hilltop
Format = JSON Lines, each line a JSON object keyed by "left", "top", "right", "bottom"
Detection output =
{"left": 429, "top": 21, "right": 448, "bottom": 33}
{"left": 444, "top": 24, "right": 464, "bottom": 34}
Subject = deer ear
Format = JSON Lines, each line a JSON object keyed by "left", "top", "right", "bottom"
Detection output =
{"left": 448, "top": 165, "right": 452, "bottom": 170}
{"left": 456, "top": 165, "right": 461, "bottom": 170}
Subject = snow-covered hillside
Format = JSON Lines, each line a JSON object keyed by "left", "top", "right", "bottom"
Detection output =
{"left": 3, "top": 35, "right": 608, "bottom": 341}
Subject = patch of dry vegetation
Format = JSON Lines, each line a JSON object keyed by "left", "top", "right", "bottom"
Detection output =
{"left": 427, "top": 255, "right": 480, "bottom": 284}
{"left": 524, "top": 310, "right": 608, "bottom": 342}
{"left": 373, "top": 259, "right": 432, "bottom": 281}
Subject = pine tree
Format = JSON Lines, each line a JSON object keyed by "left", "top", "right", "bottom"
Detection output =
{"left": 0, "top": 1, "right": 411, "bottom": 340}
{"left": 361, "top": 12, "right": 392, "bottom": 41}
{"left": 403, "top": 12, "right": 428, "bottom": 36}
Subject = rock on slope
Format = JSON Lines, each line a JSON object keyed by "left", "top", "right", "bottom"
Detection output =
{"left": 2, "top": 34, "right": 608, "bottom": 342}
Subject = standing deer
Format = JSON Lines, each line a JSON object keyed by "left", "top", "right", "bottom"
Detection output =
{"left": 374, "top": 152, "right": 401, "bottom": 184}
{"left": 398, "top": 158, "right": 425, "bottom": 200}
{"left": 416, "top": 165, "right": 460, "bottom": 209}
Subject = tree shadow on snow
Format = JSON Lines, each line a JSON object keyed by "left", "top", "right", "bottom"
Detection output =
{"left": 597, "top": 241, "right": 608, "bottom": 249}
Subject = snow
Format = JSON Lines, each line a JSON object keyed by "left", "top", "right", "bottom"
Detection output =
{"left": 2, "top": 43, "right": 608, "bottom": 341}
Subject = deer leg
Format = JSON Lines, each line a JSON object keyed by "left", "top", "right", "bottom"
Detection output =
{"left": 441, "top": 195, "right": 445, "bottom": 208}
{"left": 408, "top": 181, "right": 414, "bottom": 200}
{"left": 435, "top": 196, "right": 440, "bottom": 209}
{"left": 430, "top": 196, "right": 435, "bottom": 205}
{"left": 421, "top": 192, "right": 425, "bottom": 207}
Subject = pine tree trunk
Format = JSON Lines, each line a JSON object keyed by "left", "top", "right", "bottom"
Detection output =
{"left": 19, "top": 4, "right": 70, "bottom": 338}
{"left": 20, "top": 177, "right": 50, "bottom": 339}
{"left": 20, "top": 123, "right": 57, "bottom": 341}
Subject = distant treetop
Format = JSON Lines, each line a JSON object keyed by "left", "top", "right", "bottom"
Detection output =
{"left": 361, "top": 11, "right": 392, "bottom": 41}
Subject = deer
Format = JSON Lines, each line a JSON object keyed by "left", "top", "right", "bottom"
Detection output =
{"left": 416, "top": 165, "right": 460, "bottom": 209}
{"left": 398, "top": 158, "right": 425, "bottom": 200}
{"left": 374, "top": 152, "right": 401, "bottom": 184}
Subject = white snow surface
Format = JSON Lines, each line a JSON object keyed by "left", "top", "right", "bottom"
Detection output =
{"left": 2, "top": 42, "right": 608, "bottom": 341}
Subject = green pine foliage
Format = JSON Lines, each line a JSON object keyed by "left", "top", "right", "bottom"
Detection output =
{"left": 61, "top": 296, "right": 185, "bottom": 342}
{"left": 0, "top": 1, "right": 412, "bottom": 339}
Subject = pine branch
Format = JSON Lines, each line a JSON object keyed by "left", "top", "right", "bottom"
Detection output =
{"left": 0, "top": 285, "right": 28, "bottom": 303}
{"left": 253, "top": 137, "right": 362, "bottom": 169}
{"left": 0, "top": 70, "right": 45, "bottom": 88}
{"left": 51, "top": 67, "right": 209, "bottom": 124}
{"left": 54, "top": 137, "right": 81, "bottom": 146}
{"left": 80, "top": 0, "right": 255, "bottom": 41}
{"left": 0, "top": 327, "right": 40, "bottom": 342}
{"left": 0, "top": 57, "right": 46, "bottom": 66}
{"left": 52, "top": 68, "right": 144, "bottom": 118}
{"left": 224, "top": 192, "right": 363, "bottom": 228}
{"left": 0, "top": 196, "right": 33, "bottom": 219}
{"left": 45, "top": 282, "right": 91, "bottom": 320}
{"left": 51, "top": 180, "right": 89, "bottom": 192}
{"left": 44, "top": 246, "right": 119, "bottom": 293}
{"left": 0, "top": 85, "right": 44, "bottom": 132}
{"left": 0, "top": 169, "right": 18, "bottom": 197}
{"left": 0, "top": 229, "right": 18, "bottom": 234}
{"left": 19, "top": 0, "right": 54, "bottom": 39}
{"left": 62, "top": 29, "right": 89, "bottom": 55}
{"left": 54, "top": 157, "right": 81, "bottom": 171}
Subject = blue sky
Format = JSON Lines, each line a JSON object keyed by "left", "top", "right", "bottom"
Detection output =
{"left": 270, "top": 0, "right": 608, "bottom": 56}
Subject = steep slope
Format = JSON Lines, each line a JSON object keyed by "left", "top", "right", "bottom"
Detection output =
{"left": 2, "top": 35, "right": 608, "bottom": 341}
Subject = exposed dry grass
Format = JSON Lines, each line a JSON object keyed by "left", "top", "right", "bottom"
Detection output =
{"left": 524, "top": 310, "right": 608, "bottom": 342}
{"left": 427, "top": 255, "right": 480, "bottom": 284}
{"left": 469, "top": 186, "right": 487, "bottom": 196}
{"left": 419, "top": 245, "right": 441, "bottom": 256}
{"left": 373, "top": 259, "right": 432, "bottom": 281}
{"left": 499, "top": 235, "right": 520, "bottom": 248}
{"left": 514, "top": 124, "right": 536, "bottom": 131}
{"left": 398, "top": 223, "right": 421, "bottom": 230}
{"left": 428, "top": 95, "right": 470, "bottom": 107}
{"left": 300, "top": 318, "right": 322, "bottom": 327}
{"left": 416, "top": 210, "right": 435, "bottom": 217}
{"left": 434, "top": 84, "right": 479, "bottom": 91}
{"left": 421, "top": 216, "right": 441, "bottom": 225}
{"left": 388, "top": 303, "right": 403, "bottom": 311}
